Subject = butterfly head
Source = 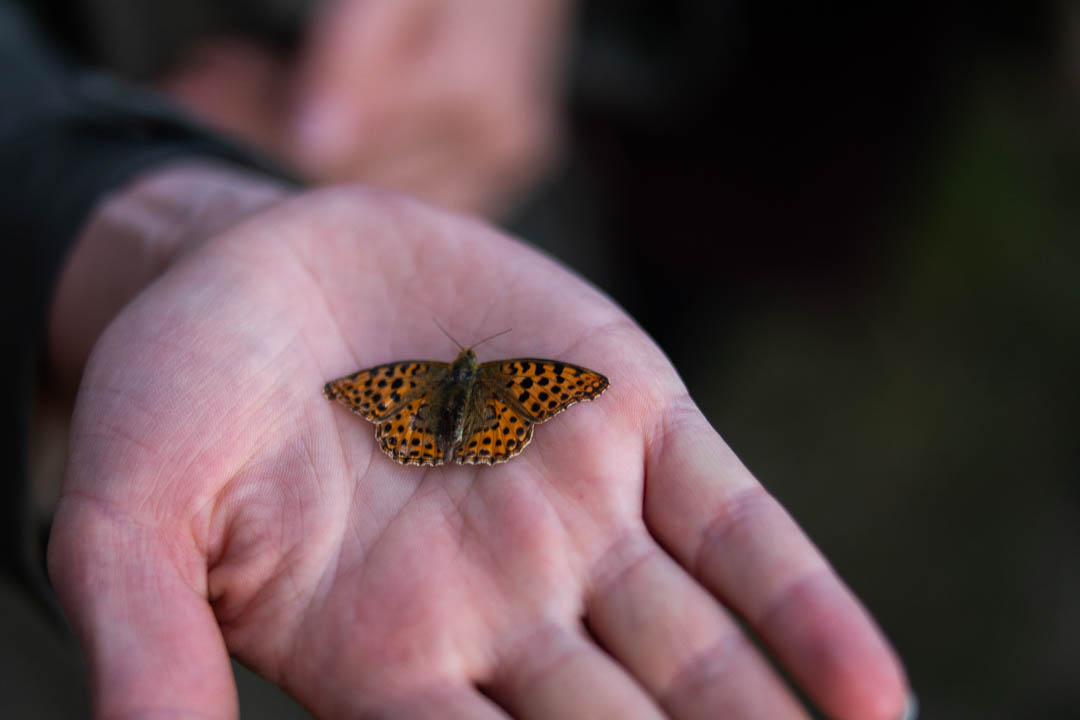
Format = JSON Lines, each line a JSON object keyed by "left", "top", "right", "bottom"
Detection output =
{"left": 449, "top": 347, "right": 479, "bottom": 382}
{"left": 434, "top": 320, "right": 511, "bottom": 367}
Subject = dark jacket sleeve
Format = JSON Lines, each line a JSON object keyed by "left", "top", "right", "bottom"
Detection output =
{"left": 0, "top": 0, "right": 295, "bottom": 600}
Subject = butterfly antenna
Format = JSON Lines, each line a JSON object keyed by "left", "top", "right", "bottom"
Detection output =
{"left": 433, "top": 318, "right": 465, "bottom": 351}
{"left": 471, "top": 328, "right": 512, "bottom": 350}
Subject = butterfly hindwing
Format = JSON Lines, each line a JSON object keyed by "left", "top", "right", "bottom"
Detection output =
{"left": 481, "top": 358, "right": 609, "bottom": 423}
{"left": 374, "top": 395, "right": 446, "bottom": 466}
{"left": 456, "top": 386, "right": 534, "bottom": 465}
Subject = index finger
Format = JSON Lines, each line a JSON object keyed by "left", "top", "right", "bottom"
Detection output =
{"left": 643, "top": 403, "right": 911, "bottom": 720}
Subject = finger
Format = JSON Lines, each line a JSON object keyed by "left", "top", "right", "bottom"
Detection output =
{"left": 346, "top": 128, "right": 498, "bottom": 215}
{"left": 587, "top": 534, "right": 809, "bottom": 719}
{"left": 365, "top": 684, "right": 510, "bottom": 720}
{"left": 488, "top": 624, "right": 666, "bottom": 720}
{"left": 292, "top": 0, "right": 431, "bottom": 168}
{"left": 48, "top": 499, "right": 235, "bottom": 718}
{"left": 347, "top": 106, "right": 549, "bottom": 216}
{"left": 336, "top": 114, "right": 467, "bottom": 191}
{"left": 643, "top": 405, "right": 910, "bottom": 720}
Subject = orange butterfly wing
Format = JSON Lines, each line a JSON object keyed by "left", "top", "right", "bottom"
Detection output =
{"left": 325, "top": 360, "right": 450, "bottom": 466}
{"left": 326, "top": 354, "right": 607, "bottom": 467}
{"left": 454, "top": 391, "right": 534, "bottom": 465}
{"left": 323, "top": 360, "right": 442, "bottom": 421}
{"left": 453, "top": 358, "right": 607, "bottom": 465}
{"left": 483, "top": 358, "right": 609, "bottom": 423}
{"left": 374, "top": 395, "right": 447, "bottom": 466}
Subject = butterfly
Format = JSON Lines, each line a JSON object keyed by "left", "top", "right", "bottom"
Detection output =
{"left": 323, "top": 327, "right": 608, "bottom": 466}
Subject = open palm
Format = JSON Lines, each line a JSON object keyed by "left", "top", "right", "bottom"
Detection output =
{"left": 49, "top": 188, "right": 907, "bottom": 719}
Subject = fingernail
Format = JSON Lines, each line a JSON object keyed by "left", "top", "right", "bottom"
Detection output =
{"left": 897, "top": 692, "right": 919, "bottom": 720}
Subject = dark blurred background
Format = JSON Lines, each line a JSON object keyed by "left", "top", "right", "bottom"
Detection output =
{"left": 5, "top": 0, "right": 1079, "bottom": 717}
{"left": 523, "top": 3, "right": 1080, "bottom": 717}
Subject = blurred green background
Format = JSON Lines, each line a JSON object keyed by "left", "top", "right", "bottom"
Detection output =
{"left": 5, "top": 1, "right": 1078, "bottom": 718}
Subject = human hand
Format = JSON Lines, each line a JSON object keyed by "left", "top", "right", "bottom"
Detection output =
{"left": 159, "top": 0, "right": 572, "bottom": 217}
{"left": 48, "top": 186, "right": 908, "bottom": 718}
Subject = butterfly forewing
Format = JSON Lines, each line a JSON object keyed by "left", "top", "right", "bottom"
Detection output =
{"left": 323, "top": 360, "right": 445, "bottom": 421}
{"left": 482, "top": 358, "right": 609, "bottom": 423}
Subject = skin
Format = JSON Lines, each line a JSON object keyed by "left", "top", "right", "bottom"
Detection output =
{"left": 46, "top": 165, "right": 910, "bottom": 719}
{"left": 158, "top": 0, "right": 572, "bottom": 217}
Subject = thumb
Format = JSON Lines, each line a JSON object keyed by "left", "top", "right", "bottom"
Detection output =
{"left": 48, "top": 499, "right": 236, "bottom": 719}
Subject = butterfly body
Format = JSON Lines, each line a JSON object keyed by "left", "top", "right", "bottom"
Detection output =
{"left": 431, "top": 349, "right": 479, "bottom": 461}
{"left": 324, "top": 345, "right": 608, "bottom": 466}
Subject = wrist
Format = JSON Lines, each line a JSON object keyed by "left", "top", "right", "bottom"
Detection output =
{"left": 47, "top": 161, "right": 290, "bottom": 390}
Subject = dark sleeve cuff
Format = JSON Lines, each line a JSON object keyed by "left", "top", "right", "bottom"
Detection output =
{"left": 0, "top": 0, "right": 297, "bottom": 595}
{"left": 6, "top": 70, "right": 299, "bottom": 316}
